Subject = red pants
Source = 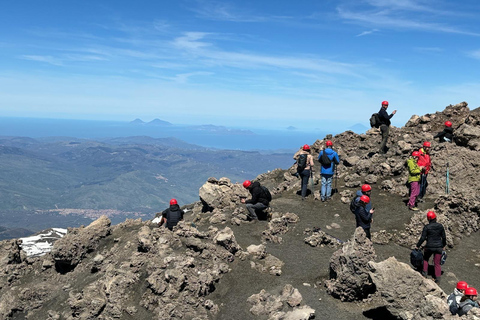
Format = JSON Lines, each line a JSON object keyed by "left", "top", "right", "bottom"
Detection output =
{"left": 408, "top": 181, "right": 419, "bottom": 208}
{"left": 423, "top": 249, "right": 442, "bottom": 278}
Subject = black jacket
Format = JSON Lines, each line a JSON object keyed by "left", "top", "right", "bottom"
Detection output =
{"left": 162, "top": 204, "right": 184, "bottom": 230}
{"left": 378, "top": 107, "right": 394, "bottom": 126}
{"left": 355, "top": 204, "right": 372, "bottom": 229}
{"left": 416, "top": 219, "right": 446, "bottom": 249}
{"left": 246, "top": 181, "right": 269, "bottom": 206}
{"left": 434, "top": 127, "right": 454, "bottom": 142}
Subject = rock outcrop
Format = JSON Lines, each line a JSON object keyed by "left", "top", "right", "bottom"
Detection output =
{"left": 325, "top": 227, "right": 377, "bottom": 301}
{"left": 247, "top": 284, "right": 315, "bottom": 319}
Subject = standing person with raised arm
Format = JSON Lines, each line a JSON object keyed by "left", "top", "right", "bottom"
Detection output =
{"left": 378, "top": 100, "right": 397, "bottom": 154}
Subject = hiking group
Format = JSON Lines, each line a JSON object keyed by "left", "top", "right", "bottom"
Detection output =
{"left": 153, "top": 99, "right": 470, "bottom": 315}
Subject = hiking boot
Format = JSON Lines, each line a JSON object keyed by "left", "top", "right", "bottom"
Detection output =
{"left": 417, "top": 198, "right": 425, "bottom": 203}
{"left": 302, "top": 197, "right": 305, "bottom": 201}
{"left": 435, "top": 277, "right": 441, "bottom": 284}
{"left": 321, "top": 198, "right": 326, "bottom": 202}
{"left": 421, "top": 271, "right": 427, "bottom": 278}
{"left": 409, "top": 207, "right": 419, "bottom": 211}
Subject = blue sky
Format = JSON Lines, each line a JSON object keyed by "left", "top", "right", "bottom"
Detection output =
{"left": 1, "top": 0, "right": 480, "bottom": 131}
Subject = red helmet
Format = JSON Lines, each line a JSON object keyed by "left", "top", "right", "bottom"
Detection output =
{"left": 423, "top": 141, "right": 431, "bottom": 148}
{"left": 360, "top": 195, "right": 370, "bottom": 204}
{"left": 382, "top": 100, "right": 389, "bottom": 106}
{"left": 302, "top": 144, "right": 310, "bottom": 151}
{"left": 326, "top": 140, "right": 333, "bottom": 147}
{"left": 412, "top": 151, "right": 420, "bottom": 157}
{"left": 243, "top": 180, "right": 252, "bottom": 188}
{"left": 361, "top": 184, "right": 372, "bottom": 192}
{"left": 445, "top": 121, "right": 452, "bottom": 127}
{"left": 427, "top": 211, "right": 436, "bottom": 220}
{"left": 466, "top": 287, "right": 478, "bottom": 296}
{"left": 457, "top": 281, "right": 468, "bottom": 290}
{"left": 170, "top": 198, "right": 178, "bottom": 205}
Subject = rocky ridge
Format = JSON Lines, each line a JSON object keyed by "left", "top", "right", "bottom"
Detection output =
{"left": 0, "top": 102, "right": 479, "bottom": 319}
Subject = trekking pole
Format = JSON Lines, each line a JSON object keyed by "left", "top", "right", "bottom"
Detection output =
{"left": 333, "top": 164, "right": 338, "bottom": 195}
{"left": 446, "top": 162, "right": 450, "bottom": 195}
{"left": 310, "top": 169, "right": 314, "bottom": 197}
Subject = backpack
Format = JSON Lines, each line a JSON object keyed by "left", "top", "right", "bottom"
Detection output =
{"left": 319, "top": 151, "right": 332, "bottom": 166}
{"left": 350, "top": 196, "right": 359, "bottom": 214}
{"left": 410, "top": 248, "right": 423, "bottom": 270}
{"left": 297, "top": 154, "right": 307, "bottom": 171}
{"left": 370, "top": 113, "right": 381, "bottom": 128}
{"left": 447, "top": 293, "right": 459, "bottom": 315}
{"left": 261, "top": 186, "right": 272, "bottom": 202}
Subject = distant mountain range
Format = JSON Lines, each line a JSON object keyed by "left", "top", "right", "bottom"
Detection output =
{"left": 0, "top": 135, "right": 293, "bottom": 237}
{"left": 130, "top": 118, "right": 172, "bottom": 126}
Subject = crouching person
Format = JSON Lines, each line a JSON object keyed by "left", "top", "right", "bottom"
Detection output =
{"left": 458, "top": 287, "right": 480, "bottom": 316}
{"left": 448, "top": 281, "right": 468, "bottom": 315}
{"left": 242, "top": 180, "right": 271, "bottom": 221}
{"left": 159, "top": 198, "right": 184, "bottom": 231}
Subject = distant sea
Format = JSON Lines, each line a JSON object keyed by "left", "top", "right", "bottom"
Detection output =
{"left": 0, "top": 117, "right": 346, "bottom": 151}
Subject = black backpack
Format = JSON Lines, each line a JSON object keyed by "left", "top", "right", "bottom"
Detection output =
{"left": 370, "top": 113, "right": 381, "bottom": 128}
{"left": 350, "top": 196, "right": 359, "bottom": 214}
{"left": 319, "top": 151, "right": 332, "bottom": 166}
{"left": 297, "top": 154, "right": 307, "bottom": 171}
{"left": 410, "top": 248, "right": 423, "bottom": 270}
{"left": 261, "top": 186, "right": 272, "bottom": 202}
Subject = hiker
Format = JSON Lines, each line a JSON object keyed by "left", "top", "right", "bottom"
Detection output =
{"left": 354, "top": 184, "right": 373, "bottom": 213}
{"left": 458, "top": 287, "right": 480, "bottom": 316}
{"left": 159, "top": 198, "right": 184, "bottom": 231}
{"left": 378, "top": 100, "right": 397, "bottom": 154}
{"left": 447, "top": 281, "right": 468, "bottom": 315}
{"left": 318, "top": 140, "right": 339, "bottom": 202}
{"left": 406, "top": 151, "right": 423, "bottom": 211}
{"left": 416, "top": 211, "right": 446, "bottom": 283}
{"left": 417, "top": 141, "right": 432, "bottom": 201}
{"left": 293, "top": 144, "right": 315, "bottom": 200}
{"left": 241, "top": 180, "right": 270, "bottom": 221}
{"left": 434, "top": 121, "right": 454, "bottom": 143}
{"left": 354, "top": 195, "right": 373, "bottom": 240}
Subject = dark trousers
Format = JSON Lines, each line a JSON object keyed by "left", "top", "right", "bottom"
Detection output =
{"left": 380, "top": 125, "right": 389, "bottom": 153}
{"left": 364, "top": 228, "right": 371, "bottom": 240}
{"left": 299, "top": 169, "right": 310, "bottom": 198}
{"left": 419, "top": 174, "right": 428, "bottom": 199}
{"left": 423, "top": 248, "right": 442, "bottom": 278}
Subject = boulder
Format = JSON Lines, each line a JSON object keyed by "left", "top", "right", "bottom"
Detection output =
{"left": 367, "top": 257, "right": 449, "bottom": 320}
{"left": 50, "top": 216, "right": 111, "bottom": 274}
{"left": 325, "top": 227, "right": 376, "bottom": 301}
{"left": 198, "top": 177, "right": 248, "bottom": 211}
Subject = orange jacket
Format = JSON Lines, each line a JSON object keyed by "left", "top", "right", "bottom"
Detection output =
{"left": 417, "top": 148, "right": 431, "bottom": 174}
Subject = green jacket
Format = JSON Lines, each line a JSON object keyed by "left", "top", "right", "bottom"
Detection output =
{"left": 407, "top": 157, "right": 421, "bottom": 183}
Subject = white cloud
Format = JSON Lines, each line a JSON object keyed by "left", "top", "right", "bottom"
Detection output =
{"left": 337, "top": 1, "right": 480, "bottom": 36}
{"left": 19, "top": 55, "right": 64, "bottom": 66}
{"left": 468, "top": 49, "right": 480, "bottom": 60}
{"left": 356, "top": 29, "right": 379, "bottom": 36}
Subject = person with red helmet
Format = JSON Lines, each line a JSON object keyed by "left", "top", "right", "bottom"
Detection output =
{"left": 416, "top": 211, "right": 446, "bottom": 283}
{"left": 406, "top": 150, "right": 424, "bottom": 210}
{"left": 293, "top": 144, "right": 315, "bottom": 200}
{"left": 241, "top": 180, "right": 270, "bottom": 220}
{"left": 417, "top": 141, "right": 432, "bottom": 201}
{"left": 458, "top": 287, "right": 479, "bottom": 316}
{"left": 158, "top": 198, "right": 184, "bottom": 230}
{"left": 354, "top": 195, "right": 373, "bottom": 239}
{"left": 351, "top": 184, "right": 374, "bottom": 216}
{"left": 378, "top": 100, "right": 397, "bottom": 154}
{"left": 434, "top": 121, "right": 454, "bottom": 143}
{"left": 448, "top": 281, "right": 469, "bottom": 315}
{"left": 318, "top": 140, "right": 340, "bottom": 202}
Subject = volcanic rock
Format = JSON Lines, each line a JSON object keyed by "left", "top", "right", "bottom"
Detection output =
{"left": 325, "top": 227, "right": 376, "bottom": 301}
